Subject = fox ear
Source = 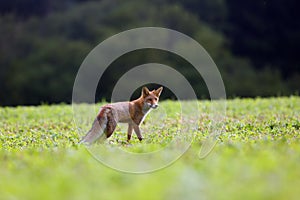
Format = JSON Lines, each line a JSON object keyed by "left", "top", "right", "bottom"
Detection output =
{"left": 142, "top": 87, "right": 150, "bottom": 97}
{"left": 154, "top": 87, "right": 163, "bottom": 97}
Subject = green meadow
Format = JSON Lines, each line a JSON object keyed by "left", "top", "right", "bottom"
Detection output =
{"left": 0, "top": 97, "right": 300, "bottom": 200}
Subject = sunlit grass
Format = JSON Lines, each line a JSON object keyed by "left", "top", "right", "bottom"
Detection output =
{"left": 0, "top": 97, "right": 300, "bottom": 199}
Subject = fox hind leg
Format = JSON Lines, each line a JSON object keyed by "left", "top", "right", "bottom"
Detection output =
{"left": 105, "top": 109, "right": 117, "bottom": 138}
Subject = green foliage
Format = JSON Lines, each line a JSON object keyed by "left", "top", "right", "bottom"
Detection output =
{"left": 0, "top": 97, "right": 300, "bottom": 199}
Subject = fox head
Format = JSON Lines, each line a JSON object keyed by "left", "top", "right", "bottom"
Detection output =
{"left": 141, "top": 86, "right": 163, "bottom": 109}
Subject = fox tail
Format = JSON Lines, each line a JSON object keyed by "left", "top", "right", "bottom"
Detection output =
{"left": 79, "top": 106, "right": 116, "bottom": 145}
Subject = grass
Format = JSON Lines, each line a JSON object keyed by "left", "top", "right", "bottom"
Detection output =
{"left": 0, "top": 97, "right": 300, "bottom": 199}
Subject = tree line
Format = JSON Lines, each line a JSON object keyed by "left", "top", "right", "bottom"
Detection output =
{"left": 0, "top": 0, "right": 299, "bottom": 105}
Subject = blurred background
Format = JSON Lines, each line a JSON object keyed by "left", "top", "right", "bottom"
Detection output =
{"left": 0, "top": 0, "right": 299, "bottom": 106}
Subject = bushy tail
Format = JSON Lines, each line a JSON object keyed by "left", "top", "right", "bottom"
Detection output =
{"left": 79, "top": 115, "right": 107, "bottom": 145}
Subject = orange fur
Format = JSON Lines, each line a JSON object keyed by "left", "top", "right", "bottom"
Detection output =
{"left": 80, "top": 86, "right": 163, "bottom": 145}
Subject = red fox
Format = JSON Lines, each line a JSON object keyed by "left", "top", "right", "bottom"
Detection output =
{"left": 80, "top": 86, "right": 163, "bottom": 145}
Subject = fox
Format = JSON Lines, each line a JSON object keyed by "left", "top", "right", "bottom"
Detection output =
{"left": 80, "top": 86, "right": 163, "bottom": 145}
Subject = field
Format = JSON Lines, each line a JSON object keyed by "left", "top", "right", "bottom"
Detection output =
{"left": 0, "top": 97, "right": 300, "bottom": 200}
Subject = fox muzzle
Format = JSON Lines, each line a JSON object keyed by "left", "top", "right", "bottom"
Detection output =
{"left": 150, "top": 104, "right": 158, "bottom": 109}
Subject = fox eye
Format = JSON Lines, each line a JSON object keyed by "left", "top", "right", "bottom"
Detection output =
{"left": 154, "top": 97, "right": 158, "bottom": 101}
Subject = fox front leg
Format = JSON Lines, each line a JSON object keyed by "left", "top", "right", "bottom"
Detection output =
{"left": 127, "top": 123, "right": 133, "bottom": 141}
{"left": 133, "top": 124, "right": 143, "bottom": 141}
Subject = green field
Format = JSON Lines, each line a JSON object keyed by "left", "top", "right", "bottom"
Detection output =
{"left": 0, "top": 97, "right": 300, "bottom": 200}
